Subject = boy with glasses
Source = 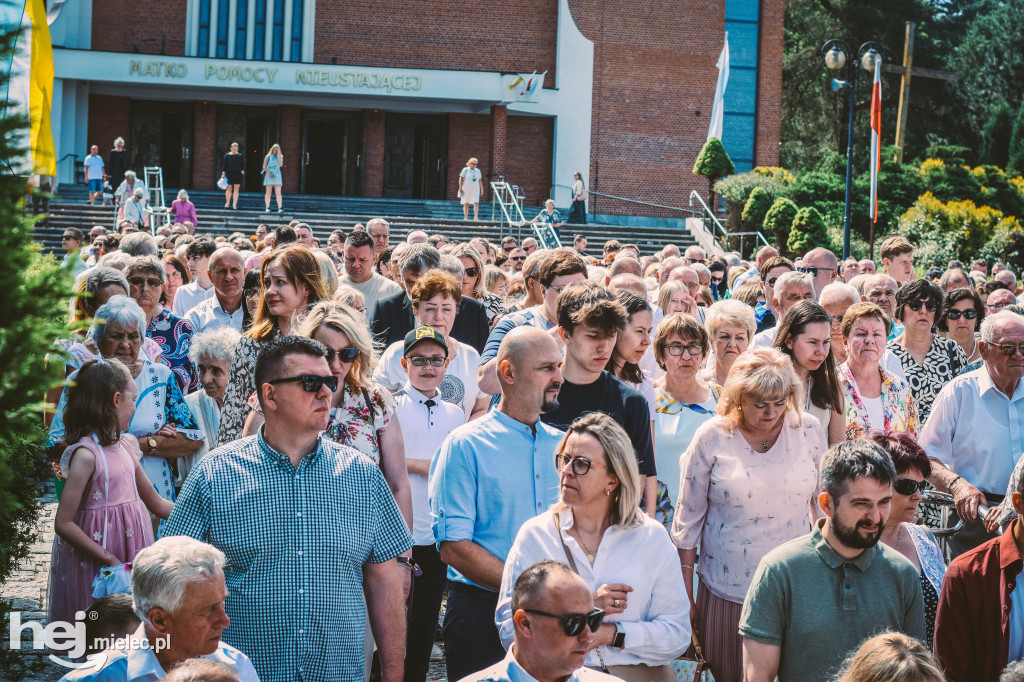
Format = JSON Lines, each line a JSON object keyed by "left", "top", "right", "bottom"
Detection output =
{"left": 394, "top": 326, "right": 466, "bottom": 682}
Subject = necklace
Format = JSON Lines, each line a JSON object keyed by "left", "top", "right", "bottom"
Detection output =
{"left": 573, "top": 530, "right": 600, "bottom": 564}
{"left": 760, "top": 440, "right": 770, "bottom": 451}
{"left": 896, "top": 524, "right": 904, "bottom": 552}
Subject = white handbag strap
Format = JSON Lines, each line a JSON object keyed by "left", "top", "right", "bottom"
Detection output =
{"left": 91, "top": 434, "right": 110, "bottom": 552}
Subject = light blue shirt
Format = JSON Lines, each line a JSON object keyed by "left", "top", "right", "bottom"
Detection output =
{"left": 1011, "top": 575, "right": 1024, "bottom": 661}
{"left": 919, "top": 365, "right": 1024, "bottom": 494}
{"left": 462, "top": 647, "right": 619, "bottom": 682}
{"left": 59, "top": 626, "right": 260, "bottom": 681}
{"left": 429, "top": 409, "right": 563, "bottom": 589}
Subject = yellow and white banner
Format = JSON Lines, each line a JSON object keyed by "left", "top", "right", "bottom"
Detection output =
{"left": 3, "top": 0, "right": 56, "bottom": 175}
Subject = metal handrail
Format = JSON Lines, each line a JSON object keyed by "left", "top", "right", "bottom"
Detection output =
{"left": 550, "top": 183, "right": 701, "bottom": 216}
{"left": 921, "top": 490, "right": 989, "bottom": 537}
{"left": 490, "top": 181, "right": 527, "bottom": 230}
{"left": 689, "top": 190, "right": 771, "bottom": 254}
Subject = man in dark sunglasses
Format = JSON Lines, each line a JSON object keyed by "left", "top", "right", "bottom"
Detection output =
{"left": 798, "top": 247, "right": 839, "bottom": 298}
{"left": 465, "top": 561, "right": 607, "bottom": 682}
{"left": 164, "top": 336, "right": 414, "bottom": 681}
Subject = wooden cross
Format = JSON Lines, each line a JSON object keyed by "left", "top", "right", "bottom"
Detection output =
{"left": 881, "top": 21, "right": 959, "bottom": 163}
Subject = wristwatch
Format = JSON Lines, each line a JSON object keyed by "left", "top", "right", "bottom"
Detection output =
{"left": 147, "top": 436, "right": 158, "bottom": 457}
{"left": 396, "top": 556, "right": 422, "bottom": 576}
{"left": 611, "top": 622, "right": 626, "bottom": 649}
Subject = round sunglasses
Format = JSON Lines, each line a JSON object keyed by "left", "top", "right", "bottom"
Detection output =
{"left": 556, "top": 453, "right": 611, "bottom": 476}
{"left": 325, "top": 346, "right": 360, "bottom": 363}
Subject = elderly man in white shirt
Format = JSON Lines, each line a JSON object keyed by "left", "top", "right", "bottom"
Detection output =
{"left": 185, "top": 249, "right": 246, "bottom": 333}
{"left": 468, "top": 561, "right": 618, "bottom": 682}
{"left": 60, "top": 536, "right": 259, "bottom": 682}
{"left": 921, "top": 310, "right": 1024, "bottom": 558}
{"left": 752, "top": 270, "right": 815, "bottom": 347}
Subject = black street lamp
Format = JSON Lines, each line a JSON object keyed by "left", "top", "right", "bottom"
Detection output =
{"left": 821, "top": 39, "right": 885, "bottom": 260}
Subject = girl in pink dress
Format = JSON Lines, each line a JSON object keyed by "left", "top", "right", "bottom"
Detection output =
{"left": 47, "top": 359, "right": 174, "bottom": 625}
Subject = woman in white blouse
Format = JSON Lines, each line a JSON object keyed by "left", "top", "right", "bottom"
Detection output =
{"left": 671, "top": 347, "right": 827, "bottom": 682}
{"left": 497, "top": 413, "right": 689, "bottom": 681}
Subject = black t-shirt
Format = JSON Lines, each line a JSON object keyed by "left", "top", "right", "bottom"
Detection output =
{"left": 540, "top": 371, "right": 656, "bottom": 477}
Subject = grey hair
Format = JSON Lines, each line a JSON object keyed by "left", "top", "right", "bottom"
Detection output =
{"left": 97, "top": 251, "right": 133, "bottom": 272}
{"left": 113, "top": 137, "right": 125, "bottom": 147}
{"left": 366, "top": 217, "right": 389, "bottom": 232}
{"left": 133, "top": 187, "right": 145, "bottom": 197}
{"left": 981, "top": 309, "right": 1024, "bottom": 343}
{"left": 1000, "top": 660, "right": 1024, "bottom": 682}
{"left": 819, "top": 281, "right": 860, "bottom": 308}
{"left": 333, "top": 284, "right": 366, "bottom": 313}
{"left": 119, "top": 232, "right": 159, "bottom": 257}
{"left": 125, "top": 170, "right": 137, "bottom": 180}
{"left": 691, "top": 263, "right": 711, "bottom": 277}
{"left": 90, "top": 295, "right": 147, "bottom": 342}
{"left": 163, "top": 658, "right": 239, "bottom": 682}
{"left": 439, "top": 254, "right": 466, "bottom": 278}
{"left": 131, "top": 536, "right": 226, "bottom": 623}
{"left": 83, "top": 267, "right": 130, "bottom": 300}
{"left": 399, "top": 244, "right": 441, "bottom": 276}
{"left": 177, "top": 189, "right": 189, "bottom": 201}
{"left": 124, "top": 255, "right": 166, "bottom": 283}
{"left": 774, "top": 270, "right": 814, "bottom": 298}
{"left": 189, "top": 326, "right": 241, "bottom": 367}
{"left": 819, "top": 440, "right": 896, "bottom": 501}
{"left": 511, "top": 560, "right": 575, "bottom": 612}
{"left": 704, "top": 299, "right": 756, "bottom": 340}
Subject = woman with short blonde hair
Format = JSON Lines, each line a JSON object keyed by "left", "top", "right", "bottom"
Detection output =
{"left": 498, "top": 413, "right": 689, "bottom": 678}
{"left": 657, "top": 281, "right": 693, "bottom": 316}
{"left": 484, "top": 265, "right": 509, "bottom": 299}
{"left": 702, "top": 299, "right": 756, "bottom": 387}
{"left": 458, "top": 157, "right": 483, "bottom": 220}
{"left": 834, "top": 632, "right": 945, "bottom": 682}
{"left": 672, "top": 346, "right": 826, "bottom": 682}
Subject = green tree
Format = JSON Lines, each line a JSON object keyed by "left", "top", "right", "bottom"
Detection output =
{"left": 1009, "top": 103, "right": 1024, "bottom": 176}
{"left": 0, "top": 25, "right": 75, "bottom": 681}
{"left": 742, "top": 187, "right": 774, "bottom": 227}
{"left": 763, "top": 197, "right": 800, "bottom": 255}
{"left": 980, "top": 100, "right": 1015, "bottom": 168}
{"left": 788, "top": 206, "right": 833, "bottom": 255}
{"left": 693, "top": 137, "right": 735, "bottom": 212}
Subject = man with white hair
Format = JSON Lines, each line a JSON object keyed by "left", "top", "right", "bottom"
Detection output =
{"left": 294, "top": 223, "right": 314, "bottom": 247}
{"left": 841, "top": 257, "right": 860, "bottom": 283}
{"left": 406, "top": 230, "right": 429, "bottom": 244}
{"left": 683, "top": 245, "right": 706, "bottom": 265}
{"left": 661, "top": 244, "right": 681, "bottom": 259}
{"left": 859, "top": 258, "right": 876, "bottom": 275}
{"left": 165, "top": 336, "right": 412, "bottom": 682}
{"left": 658, "top": 257, "right": 683, "bottom": 287}
{"left": 863, "top": 273, "right": 904, "bottom": 341}
{"left": 995, "top": 268, "right": 1018, "bottom": 295}
{"left": 60, "top": 536, "right": 259, "bottom": 681}
{"left": 752, "top": 271, "right": 815, "bottom": 347}
{"left": 118, "top": 232, "right": 160, "bottom": 258}
{"left": 185, "top": 249, "right": 246, "bottom": 333}
{"left": 988, "top": 288, "right": 1018, "bottom": 314}
{"left": 368, "top": 217, "right": 390, "bottom": 255}
{"left": 122, "top": 187, "right": 148, "bottom": 229}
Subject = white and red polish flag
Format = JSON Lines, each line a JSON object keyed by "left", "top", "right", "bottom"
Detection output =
{"left": 869, "top": 62, "right": 882, "bottom": 222}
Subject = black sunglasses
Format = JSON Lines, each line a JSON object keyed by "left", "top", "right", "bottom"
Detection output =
{"left": 465, "top": 267, "right": 480, "bottom": 278}
{"left": 797, "top": 266, "right": 835, "bottom": 277}
{"left": 764, "top": 276, "right": 779, "bottom": 288}
{"left": 906, "top": 300, "right": 938, "bottom": 312}
{"left": 523, "top": 608, "right": 605, "bottom": 637}
{"left": 267, "top": 374, "right": 339, "bottom": 392}
{"left": 509, "top": 256, "right": 526, "bottom": 262}
{"left": 556, "top": 453, "right": 611, "bottom": 476}
{"left": 325, "top": 347, "right": 360, "bottom": 363}
{"left": 946, "top": 309, "right": 978, "bottom": 320}
{"left": 61, "top": 234, "right": 76, "bottom": 240}
{"left": 893, "top": 478, "right": 928, "bottom": 496}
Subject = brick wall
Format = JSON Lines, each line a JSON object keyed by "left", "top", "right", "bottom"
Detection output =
{"left": 87, "top": 96, "right": 132, "bottom": 176}
{"left": 363, "top": 110, "right": 386, "bottom": 197}
{"left": 313, "top": 0, "right": 557, "bottom": 83}
{"left": 446, "top": 115, "right": 491, "bottom": 202}
{"left": 92, "top": 0, "right": 187, "bottom": 55}
{"left": 756, "top": 0, "right": 783, "bottom": 167}
{"left": 279, "top": 105, "right": 302, "bottom": 194}
{"left": 192, "top": 101, "right": 217, "bottom": 188}
{"left": 507, "top": 115, "right": 553, "bottom": 207}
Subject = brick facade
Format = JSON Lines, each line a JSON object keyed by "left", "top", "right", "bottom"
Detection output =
{"left": 363, "top": 110, "right": 386, "bottom": 198}
{"left": 446, "top": 115, "right": 491, "bottom": 202}
{"left": 92, "top": 0, "right": 187, "bottom": 55}
{"left": 507, "top": 116, "right": 554, "bottom": 207}
{"left": 756, "top": 0, "right": 783, "bottom": 168}
{"left": 279, "top": 105, "right": 302, "bottom": 195}
{"left": 192, "top": 101, "right": 216, "bottom": 189}
{"left": 87, "top": 95, "right": 131, "bottom": 168}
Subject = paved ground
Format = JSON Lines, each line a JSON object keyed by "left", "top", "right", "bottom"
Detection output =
{"left": 1, "top": 485, "right": 450, "bottom": 681}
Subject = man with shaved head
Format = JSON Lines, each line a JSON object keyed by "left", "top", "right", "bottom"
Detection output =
{"left": 732, "top": 244, "right": 778, "bottom": 289}
{"left": 608, "top": 273, "right": 647, "bottom": 297}
{"left": 864, "top": 273, "right": 904, "bottom": 341}
{"left": 606, "top": 256, "right": 642, "bottom": 282}
{"left": 430, "top": 326, "right": 564, "bottom": 679}
{"left": 799, "top": 247, "right": 839, "bottom": 298}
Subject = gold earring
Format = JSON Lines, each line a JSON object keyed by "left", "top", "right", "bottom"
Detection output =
{"left": 604, "top": 489, "right": 611, "bottom": 496}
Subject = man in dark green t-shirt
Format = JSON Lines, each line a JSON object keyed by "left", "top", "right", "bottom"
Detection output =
{"left": 739, "top": 440, "right": 926, "bottom": 682}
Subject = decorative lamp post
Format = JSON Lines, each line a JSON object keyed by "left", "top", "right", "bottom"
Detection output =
{"left": 821, "top": 39, "right": 885, "bottom": 259}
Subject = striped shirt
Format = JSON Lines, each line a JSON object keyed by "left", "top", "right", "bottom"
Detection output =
{"left": 162, "top": 429, "right": 413, "bottom": 682}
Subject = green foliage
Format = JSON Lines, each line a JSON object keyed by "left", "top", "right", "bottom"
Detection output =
{"left": 895, "top": 192, "right": 1020, "bottom": 267}
{"left": 981, "top": 101, "right": 1014, "bottom": 168}
{"left": 693, "top": 137, "right": 736, "bottom": 180}
{"left": 788, "top": 207, "right": 832, "bottom": 255}
{"left": 1009, "top": 103, "right": 1024, "bottom": 176}
{"left": 763, "top": 197, "right": 800, "bottom": 255}
{"left": 0, "top": 23, "right": 75, "bottom": 681}
{"left": 742, "top": 187, "right": 774, "bottom": 226}
{"left": 980, "top": 222, "right": 1024, "bottom": 272}
{"left": 715, "top": 169, "right": 789, "bottom": 235}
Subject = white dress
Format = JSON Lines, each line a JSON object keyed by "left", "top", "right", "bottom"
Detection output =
{"left": 460, "top": 167, "right": 482, "bottom": 204}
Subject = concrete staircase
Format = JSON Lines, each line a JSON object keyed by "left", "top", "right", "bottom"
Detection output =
{"left": 32, "top": 186, "right": 695, "bottom": 255}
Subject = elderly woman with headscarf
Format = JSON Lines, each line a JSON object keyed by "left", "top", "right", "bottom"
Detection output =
{"left": 178, "top": 326, "right": 241, "bottom": 486}
{"left": 49, "top": 295, "right": 203, "bottom": 504}
{"left": 125, "top": 255, "right": 199, "bottom": 393}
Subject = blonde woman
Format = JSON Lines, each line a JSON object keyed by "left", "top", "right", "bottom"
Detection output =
{"left": 452, "top": 244, "right": 505, "bottom": 324}
{"left": 484, "top": 265, "right": 509, "bottom": 300}
{"left": 459, "top": 157, "right": 483, "bottom": 220}
{"left": 833, "top": 632, "right": 945, "bottom": 682}
{"left": 701, "top": 299, "right": 756, "bottom": 388}
{"left": 497, "top": 413, "right": 689, "bottom": 680}
{"left": 671, "top": 347, "right": 826, "bottom": 682}
{"left": 658, "top": 281, "right": 697, "bottom": 316}
{"left": 263, "top": 143, "right": 284, "bottom": 213}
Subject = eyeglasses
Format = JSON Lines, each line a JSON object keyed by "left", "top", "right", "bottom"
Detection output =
{"left": 686, "top": 258, "right": 705, "bottom": 265}
{"left": 797, "top": 266, "right": 836, "bottom": 277}
{"left": 893, "top": 478, "right": 928, "bottom": 496}
{"left": 556, "top": 453, "right": 611, "bottom": 476}
{"left": 464, "top": 267, "right": 480, "bottom": 278}
{"left": 324, "top": 346, "right": 360, "bottom": 363}
{"left": 509, "top": 256, "right": 526, "bottom": 262}
{"left": 905, "top": 300, "right": 938, "bottom": 312}
{"left": 710, "top": 275, "right": 724, "bottom": 284}
{"left": 664, "top": 343, "right": 703, "bottom": 357}
{"left": 994, "top": 343, "right": 1024, "bottom": 357}
{"left": 946, "top": 309, "right": 978, "bottom": 321}
{"left": 987, "top": 301, "right": 1010, "bottom": 310}
{"left": 128, "top": 277, "right": 163, "bottom": 289}
{"left": 523, "top": 608, "right": 605, "bottom": 637}
{"left": 830, "top": 314, "right": 845, "bottom": 326}
{"left": 244, "top": 289, "right": 261, "bottom": 300}
{"left": 406, "top": 356, "right": 447, "bottom": 367}
{"left": 267, "top": 374, "right": 339, "bottom": 392}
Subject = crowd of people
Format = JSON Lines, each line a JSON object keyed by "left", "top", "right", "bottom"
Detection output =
{"left": 41, "top": 215, "right": 1024, "bottom": 682}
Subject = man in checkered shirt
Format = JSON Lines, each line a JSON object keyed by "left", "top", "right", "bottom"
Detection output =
{"left": 164, "top": 336, "right": 413, "bottom": 682}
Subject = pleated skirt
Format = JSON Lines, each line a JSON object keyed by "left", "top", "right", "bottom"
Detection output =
{"left": 696, "top": 582, "right": 744, "bottom": 682}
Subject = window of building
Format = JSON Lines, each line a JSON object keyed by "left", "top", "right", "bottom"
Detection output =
{"left": 723, "top": 0, "right": 760, "bottom": 172}
{"left": 187, "top": 0, "right": 313, "bottom": 62}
